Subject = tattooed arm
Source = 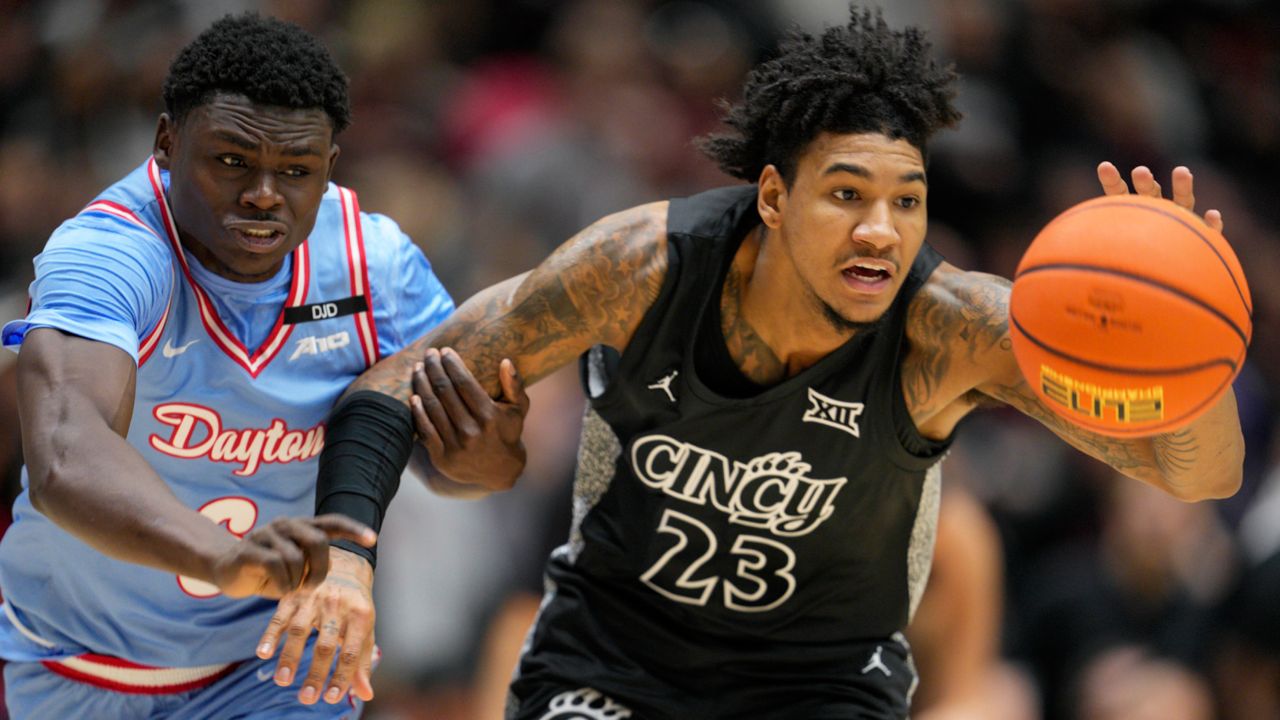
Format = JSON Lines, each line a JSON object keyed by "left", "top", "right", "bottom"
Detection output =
{"left": 905, "top": 266, "right": 1244, "bottom": 501}
{"left": 345, "top": 201, "right": 670, "bottom": 424}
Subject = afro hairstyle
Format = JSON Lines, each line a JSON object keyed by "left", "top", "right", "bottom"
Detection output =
{"left": 163, "top": 13, "right": 351, "bottom": 133}
{"left": 699, "top": 7, "right": 961, "bottom": 183}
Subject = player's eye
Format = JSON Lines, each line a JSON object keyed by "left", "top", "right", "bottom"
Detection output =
{"left": 282, "top": 167, "right": 310, "bottom": 178}
{"left": 217, "top": 155, "right": 246, "bottom": 168}
{"left": 897, "top": 196, "right": 921, "bottom": 209}
{"left": 833, "top": 189, "right": 859, "bottom": 202}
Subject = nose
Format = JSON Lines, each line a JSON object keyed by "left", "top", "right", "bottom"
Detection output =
{"left": 240, "top": 170, "right": 283, "bottom": 211}
{"left": 852, "top": 200, "right": 897, "bottom": 250}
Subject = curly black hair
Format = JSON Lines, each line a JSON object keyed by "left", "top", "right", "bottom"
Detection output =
{"left": 163, "top": 13, "right": 350, "bottom": 133}
{"left": 699, "top": 7, "right": 961, "bottom": 183}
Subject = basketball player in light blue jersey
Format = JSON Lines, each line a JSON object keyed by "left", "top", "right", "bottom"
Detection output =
{"left": 0, "top": 14, "right": 528, "bottom": 719}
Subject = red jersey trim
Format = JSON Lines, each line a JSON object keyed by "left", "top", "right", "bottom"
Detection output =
{"left": 78, "top": 200, "right": 174, "bottom": 366}
{"left": 81, "top": 201, "right": 162, "bottom": 240}
{"left": 40, "top": 655, "right": 239, "bottom": 695}
{"left": 145, "top": 157, "right": 311, "bottom": 378}
{"left": 136, "top": 288, "right": 173, "bottom": 367}
{"left": 338, "top": 187, "right": 380, "bottom": 367}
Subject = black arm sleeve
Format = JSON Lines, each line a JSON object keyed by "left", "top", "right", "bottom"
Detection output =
{"left": 315, "top": 391, "right": 415, "bottom": 566}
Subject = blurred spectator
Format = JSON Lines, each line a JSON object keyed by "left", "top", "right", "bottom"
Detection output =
{"left": 909, "top": 487, "right": 1039, "bottom": 720}
{"left": 1016, "top": 475, "right": 1235, "bottom": 720}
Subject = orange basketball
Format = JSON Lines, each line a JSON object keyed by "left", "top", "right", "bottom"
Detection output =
{"left": 1009, "top": 194, "right": 1251, "bottom": 437}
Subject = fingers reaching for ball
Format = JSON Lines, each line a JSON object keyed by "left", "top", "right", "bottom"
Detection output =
{"left": 1095, "top": 161, "right": 1223, "bottom": 232}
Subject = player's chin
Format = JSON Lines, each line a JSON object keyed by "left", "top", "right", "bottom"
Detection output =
{"left": 221, "top": 240, "right": 300, "bottom": 278}
{"left": 822, "top": 300, "right": 889, "bottom": 332}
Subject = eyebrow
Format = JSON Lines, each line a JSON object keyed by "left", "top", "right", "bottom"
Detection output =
{"left": 823, "top": 162, "right": 928, "bottom": 186}
{"left": 212, "top": 130, "right": 324, "bottom": 158}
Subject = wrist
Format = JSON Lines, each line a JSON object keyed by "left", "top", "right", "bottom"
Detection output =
{"left": 186, "top": 523, "right": 239, "bottom": 582}
{"left": 329, "top": 546, "right": 374, "bottom": 582}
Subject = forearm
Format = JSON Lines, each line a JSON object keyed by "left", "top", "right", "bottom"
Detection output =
{"left": 1144, "top": 388, "right": 1243, "bottom": 500}
{"left": 994, "top": 380, "right": 1243, "bottom": 500}
{"left": 344, "top": 274, "right": 535, "bottom": 403}
{"left": 18, "top": 328, "right": 233, "bottom": 580}
{"left": 27, "top": 424, "right": 233, "bottom": 579}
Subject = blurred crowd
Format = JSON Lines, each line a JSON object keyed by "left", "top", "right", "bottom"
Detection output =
{"left": 0, "top": 0, "right": 1277, "bottom": 719}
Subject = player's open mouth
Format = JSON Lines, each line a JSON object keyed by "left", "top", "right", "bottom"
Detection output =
{"left": 841, "top": 260, "right": 894, "bottom": 292}
{"left": 227, "top": 222, "right": 288, "bottom": 253}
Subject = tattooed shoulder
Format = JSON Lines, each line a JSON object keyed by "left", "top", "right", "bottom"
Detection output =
{"left": 927, "top": 268, "right": 1160, "bottom": 477}
{"left": 348, "top": 202, "right": 670, "bottom": 401}
{"left": 451, "top": 201, "right": 671, "bottom": 385}
{"left": 902, "top": 266, "right": 1016, "bottom": 415}
{"left": 910, "top": 268, "right": 1013, "bottom": 357}
{"left": 553, "top": 201, "right": 671, "bottom": 350}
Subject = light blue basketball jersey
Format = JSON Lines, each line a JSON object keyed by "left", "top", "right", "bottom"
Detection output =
{"left": 0, "top": 158, "right": 452, "bottom": 668}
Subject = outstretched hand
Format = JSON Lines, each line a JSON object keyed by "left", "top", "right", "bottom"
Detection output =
{"left": 256, "top": 547, "right": 377, "bottom": 705}
{"left": 212, "top": 514, "right": 376, "bottom": 599}
{"left": 1096, "top": 162, "right": 1224, "bottom": 232}
{"left": 410, "top": 347, "right": 529, "bottom": 491}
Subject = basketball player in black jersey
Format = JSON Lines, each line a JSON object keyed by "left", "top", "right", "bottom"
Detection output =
{"left": 310, "top": 9, "right": 1244, "bottom": 719}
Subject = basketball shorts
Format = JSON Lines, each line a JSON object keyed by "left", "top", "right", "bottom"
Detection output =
{"left": 506, "top": 637, "right": 917, "bottom": 719}
{"left": 4, "top": 638, "right": 364, "bottom": 720}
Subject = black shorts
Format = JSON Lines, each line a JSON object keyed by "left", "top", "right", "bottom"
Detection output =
{"left": 506, "top": 639, "right": 916, "bottom": 720}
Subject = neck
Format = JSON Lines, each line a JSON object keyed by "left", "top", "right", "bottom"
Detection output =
{"left": 721, "top": 226, "right": 855, "bottom": 383}
{"left": 742, "top": 226, "right": 858, "bottom": 359}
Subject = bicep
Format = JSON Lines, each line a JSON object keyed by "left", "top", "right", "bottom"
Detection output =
{"left": 18, "top": 328, "right": 138, "bottom": 440}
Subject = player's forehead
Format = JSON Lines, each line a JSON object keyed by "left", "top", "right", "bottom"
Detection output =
{"left": 182, "top": 92, "right": 333, "bottom": 150}
{"left": 796, "top": 131, "right": 925, "bottom": 182}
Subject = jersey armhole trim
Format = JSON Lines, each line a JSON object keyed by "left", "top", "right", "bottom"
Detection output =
{"left": 338, "top": 187, "right": 380, "bottom": 368}
{"left": 77, "top": 201, "right": 173, "bottom": 366}
{"left": 586, "top": 232, "right": 682, "bottom": 406}
{"left": 136, "top": 265, "right": 176, "bottom": 367}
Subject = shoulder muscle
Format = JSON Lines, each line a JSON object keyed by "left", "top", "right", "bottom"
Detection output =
{"left": 349, "top": 202, "right": 669, "bottom": 401}
{"left": 903, "top": 264, "right": 1015, "bottom": 417}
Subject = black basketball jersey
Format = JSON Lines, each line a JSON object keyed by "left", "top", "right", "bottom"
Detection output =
{"left": 511, "top": 185, "right": 953, "bottom": 720}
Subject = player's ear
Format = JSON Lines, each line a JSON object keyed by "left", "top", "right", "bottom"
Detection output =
{"left": 153, "top": 114, "right": 176, "bottom": 170}
{"left": 324, "top": 143, "right": 340, "bottom": 183}
{"left": 757, "top": 164, "right": 787, "bottom": 230}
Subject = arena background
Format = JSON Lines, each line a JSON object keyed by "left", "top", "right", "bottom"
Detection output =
{"left": 0, "top": 1, "right": 1276, "bottom": 718}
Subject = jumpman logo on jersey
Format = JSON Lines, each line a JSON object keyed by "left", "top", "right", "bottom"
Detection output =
{"left": 861, "top": 645, "right": 892, "bottom": 676}
{"left": 647, "top": 369, "right": 679, "bottom": 403}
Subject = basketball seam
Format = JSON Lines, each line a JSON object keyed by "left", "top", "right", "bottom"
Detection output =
{"left": 1008, "top": 312, "right": 1238, "bottom": 376}
{"left": 1039, "top": 199, "right": 1252, "bottom": 316}
{"left": 1014, "top": 263, "right": 1250, "bottom": 346}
